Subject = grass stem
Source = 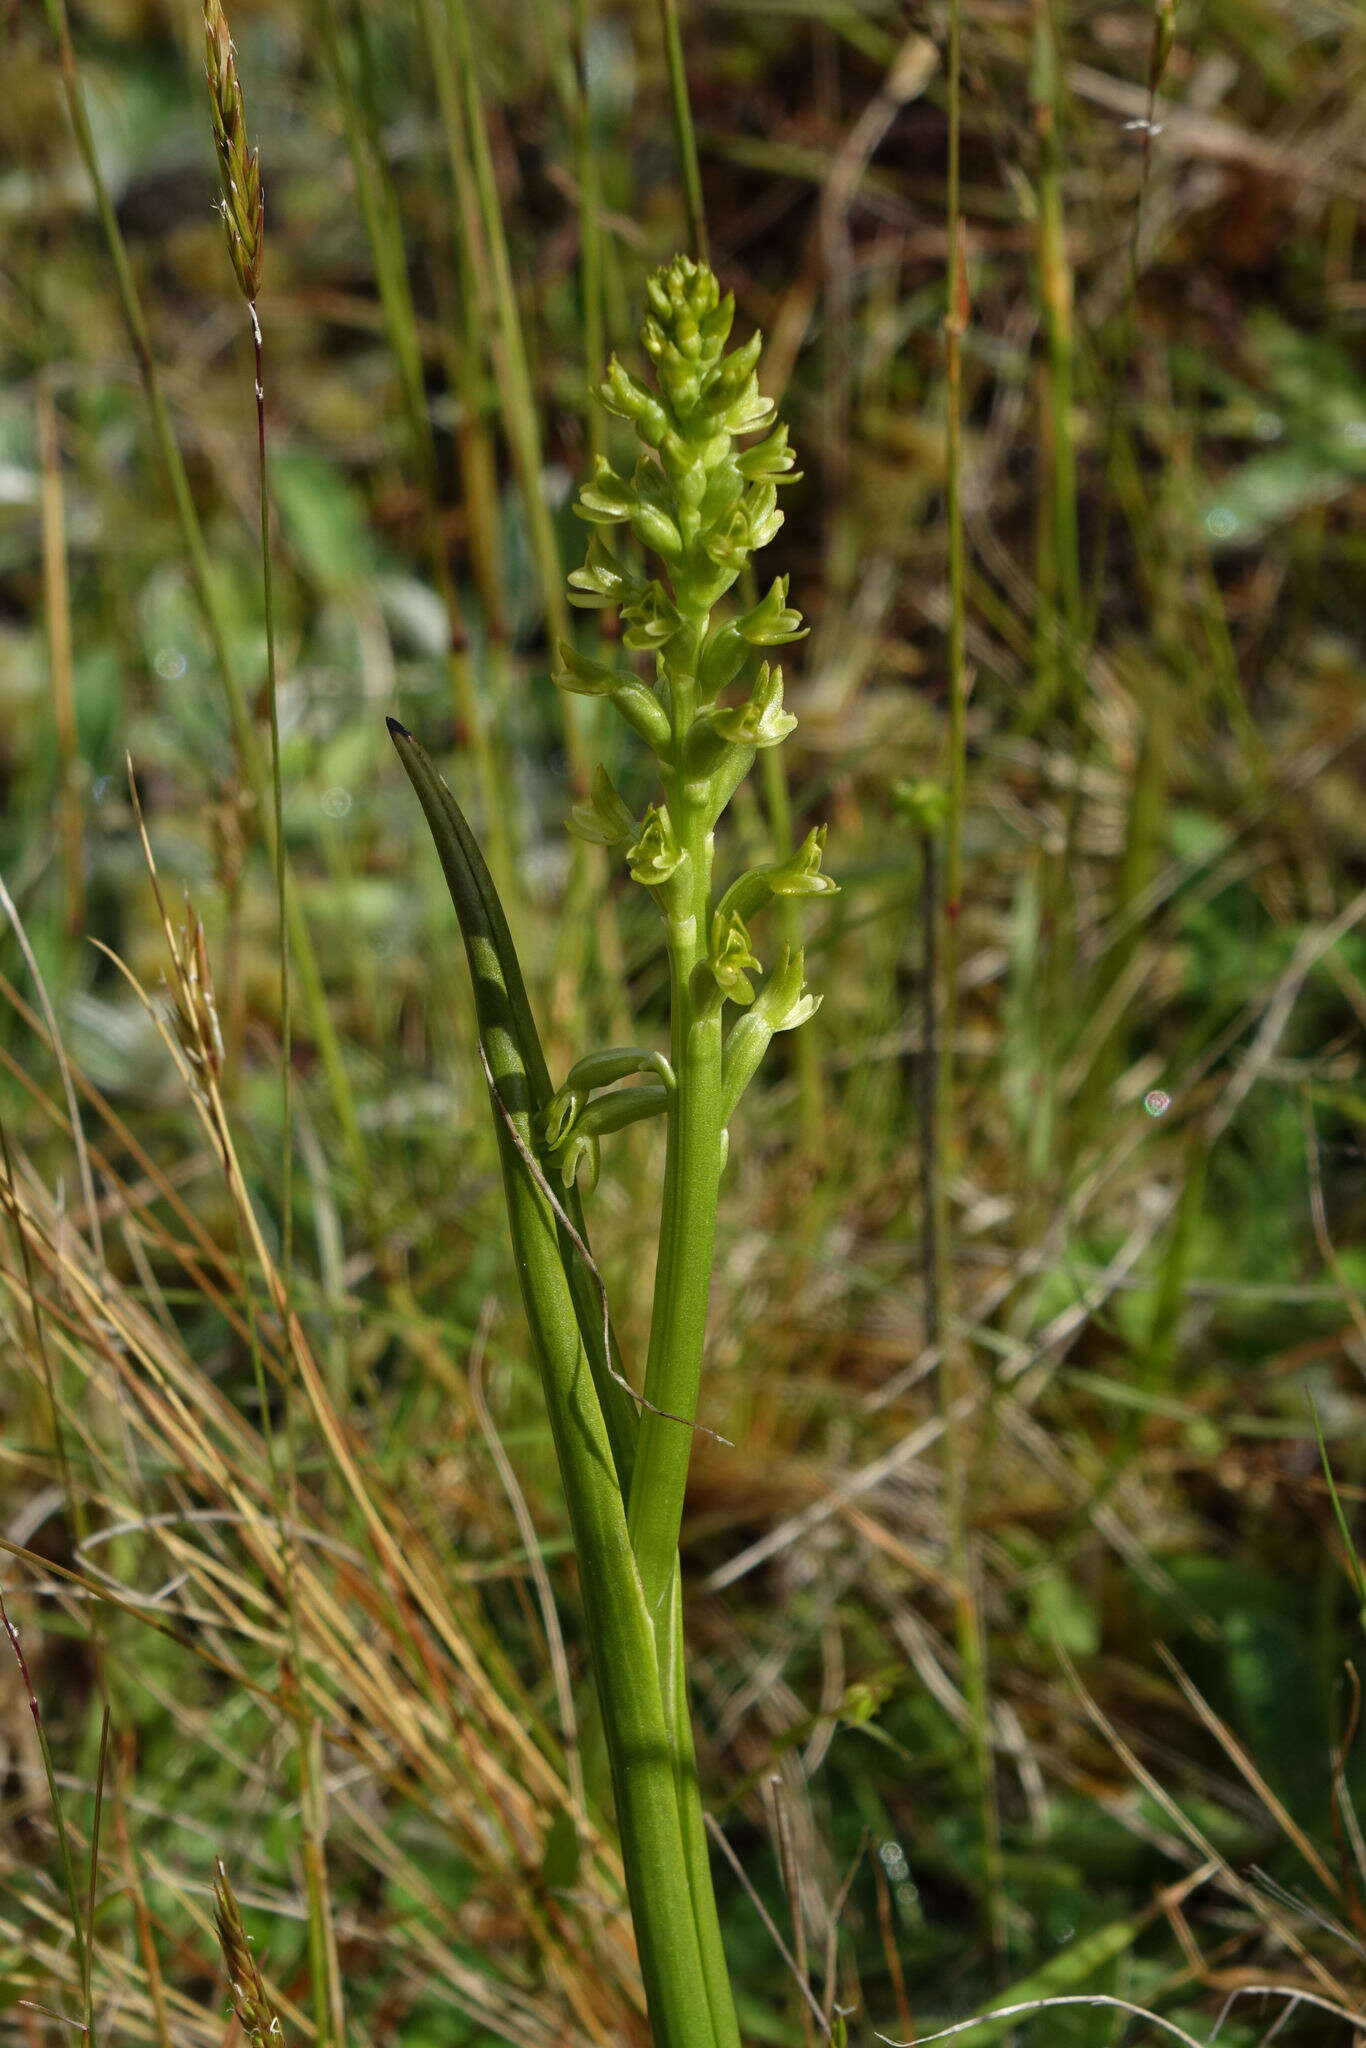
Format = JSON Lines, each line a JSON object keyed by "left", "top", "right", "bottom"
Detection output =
{"left": 657, "top": 0, "right": 708, "bottom": 262}
{"left": 36, "top": 373, "right": 84, "bottom": 938}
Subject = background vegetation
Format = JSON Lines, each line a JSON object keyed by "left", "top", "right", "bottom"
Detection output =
{"left": 2, "top": 0, "right": 1366, "bottom": 2042}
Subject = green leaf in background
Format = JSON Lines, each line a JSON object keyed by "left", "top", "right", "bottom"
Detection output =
{"left": 270, "top": 448, "right": 378, "bottom": 590}
{"left": 1200, "top": 314, "right": 1366, "bottom": 548}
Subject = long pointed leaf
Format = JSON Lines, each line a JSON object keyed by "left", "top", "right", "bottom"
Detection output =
{"left": 386, "top": 720, "right": 638, "bottom": 1483}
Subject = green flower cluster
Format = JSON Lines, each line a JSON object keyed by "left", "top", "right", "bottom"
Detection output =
{"left": 544, "top": 256, "right": 834, "bottom": 1185}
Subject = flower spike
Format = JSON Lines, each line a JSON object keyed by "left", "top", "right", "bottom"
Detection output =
{"left": 391, "top": 258, "right": 832, "bottom": 2048}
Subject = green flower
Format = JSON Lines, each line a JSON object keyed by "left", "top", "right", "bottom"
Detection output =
{"left": 621, "top": 582, "right": 684, "bottom": 653}
{"left": 598, "top": 358, "right": 669, "bottom": 443}
{"left": 720, "top": 948, "right": 822, "bottom": 1123}
{"left": 715, "top": 827, "right": 838, "bottom": 928}
{"left": 737, "top": 575, "right": 807, "bottom": 647}
{"left": 568, "top": 533, "right": 639, "bottom": 609}
{"left": 769, "top": 825, "right": 836, "bottom": 897}
{"left": 736, "top": 422, "right": 801, "bottom": 483}
{"left": 700, "top": 909, "right": 761, "bottom": 1008}
{"left": 705, "top": 663, "right": 796, "bottom": 750}
{"left": 576, "top": 456, "right": 636, "bottom": 524}
{"left": 626, "top": 806, "right": 686, "bottom": 889}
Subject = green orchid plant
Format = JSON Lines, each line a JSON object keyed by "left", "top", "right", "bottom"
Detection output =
{"left": 390, "top": 255, "right": 832, "bottom": 2048}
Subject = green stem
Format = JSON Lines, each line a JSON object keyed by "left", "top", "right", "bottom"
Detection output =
{"left": 665, "top": 1568, "right": 742, "bottom": 2048}
{"left": 628, "top": 795, "right": 722, "bottom": 1630}
{"left": 622, "top": 632, "right": 739, "bottom": 2047}
{"left": 657, "top": 0, "right": 708, "bottom": 261}
{"left": 392, "top": 727, "right": 722, "bottom": 2048}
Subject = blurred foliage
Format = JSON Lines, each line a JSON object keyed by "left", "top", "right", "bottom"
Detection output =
{"left": 1, "top": 0, "right": 1366, "bottom": 2043}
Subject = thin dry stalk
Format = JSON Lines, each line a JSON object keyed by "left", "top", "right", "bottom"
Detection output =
{"left": 468, "top": 1301, "right": 588, "bottom": 1826}
{"left": 36, "top": 373, "right": 84, "bottom": 936}
{"left": 0, "top": 1110, "right": 640, "bottom": 2041}
{"left": 768, "top": 1773, "right": 815, "bottom": 2048}
{"left": 1157, "top": 1645, "right": 1340, "bottom": 1896}
{"left": 704, "top": 1815, "right": 831, "bottom": 2040}
{"left": 111, "top": 1742, "right": 174, "bottom": 2048}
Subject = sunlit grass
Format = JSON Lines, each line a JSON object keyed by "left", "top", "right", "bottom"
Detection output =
{"left": 2, "top": 0, "right": 1365, "bottom": 2042}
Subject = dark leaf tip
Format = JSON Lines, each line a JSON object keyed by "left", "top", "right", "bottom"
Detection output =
{"left": 386, "top": 715, "right": 412, "bottom": 739}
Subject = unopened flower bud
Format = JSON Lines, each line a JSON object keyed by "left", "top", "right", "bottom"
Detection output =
{"left": 598, "top": 359, "right": 669, "bottom": 444}
{"left": 576, "top": 457, "right": 635, "bottom": 525}
{"left": 698, "top": 621, "right": 748, "bottom": 701}
{"left": 552, "top": 641, "right": 621, "bottom": 696}
{"left": 628, "top": 498, "right": 684, "bottom": 561}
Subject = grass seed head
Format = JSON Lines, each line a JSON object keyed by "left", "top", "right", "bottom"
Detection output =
{"left": 204, "top": 0, "right": 263, "bottom": 304}
{"left": 212, "top": 1860, "right": 284, "bottom": 2047}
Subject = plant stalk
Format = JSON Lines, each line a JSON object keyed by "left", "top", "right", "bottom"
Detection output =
{"left": 627, "top": 645, "right": 723, "bottom": 1633}
{"left": 392, "top": 725, "right": 729, "bottom": 2048}
{"left": 657, "top": 0, "right": 708, "bottom": 261}
{"left": 36, "top": 373, "right": 85, "bottom": 937}
{"left": 252, "top": 308, "right": 292, "bottom": 1308}
{"left": 625, "top": 632, "right": 740, "bottom": 2048}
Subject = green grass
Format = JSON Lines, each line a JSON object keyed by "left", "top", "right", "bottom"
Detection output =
{"left": 2, "top": 0, "right": 1366, "bottom": 2042}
